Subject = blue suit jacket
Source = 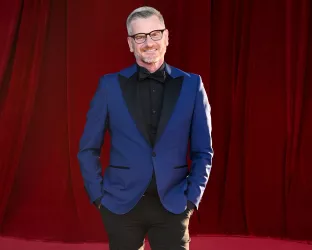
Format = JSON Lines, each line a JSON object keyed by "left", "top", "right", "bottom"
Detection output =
{"left": 77, "top": 63, "right": 213, "bottom": 215}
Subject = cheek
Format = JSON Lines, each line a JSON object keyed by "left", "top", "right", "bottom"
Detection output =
{"left": 159, "top": 42, "right": 167, "bottom": 50}
{"left": 132, "top": 46, "right": 139, "bottom": 53}
{"left": 136, "top": 45, "right": 145, "bottom": 52}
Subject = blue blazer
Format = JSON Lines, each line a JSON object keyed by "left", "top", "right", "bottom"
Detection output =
{"left": 77, "top": 63, "right": 213, "bottom": 215}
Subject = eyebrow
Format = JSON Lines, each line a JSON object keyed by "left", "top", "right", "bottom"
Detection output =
{"left": 129, "top": 28, "right": 166, "bottom": 37}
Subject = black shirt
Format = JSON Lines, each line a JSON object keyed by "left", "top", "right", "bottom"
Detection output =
{"left": 136, "top": 62, "right": 171, "bottom": 196}
{"left": 137, "top": 62, "right": 171, "bottom": 147}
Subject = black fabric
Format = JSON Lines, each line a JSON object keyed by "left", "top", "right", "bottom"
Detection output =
{"left": 154, "top": 76, "right": 184, "bottom": 145}
{"left": 117, "top": 63, "right": 183, "bottom": 148}
{"left": 137, "top": 63, "right": 169, "bottom": 196}
{"left": 99, "top": 195, "right": 193, "bottom": 250}
{"left": 118, "top": 73, "right": 151, "bottom": 146}
{"left": 137, "top": 63, "right": 170, "bottom": 147}
{"left": 138, "top": 63, "right": 167, "bottom": 83}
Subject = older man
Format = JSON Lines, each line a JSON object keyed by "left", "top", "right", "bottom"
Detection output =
{"left": 78, "top": 6, "right": 213, "bottom": 250}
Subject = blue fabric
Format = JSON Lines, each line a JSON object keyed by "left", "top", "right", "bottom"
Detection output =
{"left": 77, "top": 64, "right": 213, "bottom": 215}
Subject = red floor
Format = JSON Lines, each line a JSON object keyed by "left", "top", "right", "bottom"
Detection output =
{"left": 1, "top": 235, "right": 312, "bottom": 250}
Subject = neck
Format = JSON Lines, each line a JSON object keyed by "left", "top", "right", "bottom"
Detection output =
{"left": 136, "top": 59, "right": 165, "bottom": 73}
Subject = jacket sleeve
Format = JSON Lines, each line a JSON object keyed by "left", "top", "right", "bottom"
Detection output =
{"left": 77, "top": 76, "right": 108, "bottom": 204}
{"left": 187, "top": 75, "right": 213, "bottom": 210}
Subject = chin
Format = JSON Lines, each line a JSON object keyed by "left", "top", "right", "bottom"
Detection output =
{"left": 142, "top": 57, "right": 159, "bottom": 64}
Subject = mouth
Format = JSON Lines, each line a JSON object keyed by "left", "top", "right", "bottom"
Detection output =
{"left": 143, "top": 48, "right": 157, "bottom": 53}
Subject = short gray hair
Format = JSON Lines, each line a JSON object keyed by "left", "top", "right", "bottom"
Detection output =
{"left": 126, "top": 6, "right": 165, "bottom": 35}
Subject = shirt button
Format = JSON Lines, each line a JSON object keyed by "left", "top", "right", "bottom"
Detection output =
{"left": 152, "top": 110, "right": 156, "bottom": 115}
{"left": 152, "top": 89, "right": 156, "bottom": 93}
{"left": 152, "top": 152, "right": 156, "bottom": 157}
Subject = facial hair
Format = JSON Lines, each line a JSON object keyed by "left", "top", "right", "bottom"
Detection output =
{"left": 134, "top": 45, "right": 166, "bottom": 64}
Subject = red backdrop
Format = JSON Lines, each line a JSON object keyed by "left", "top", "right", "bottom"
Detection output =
{"left": 0, "top": 0, "right": 312, "bottom": 243}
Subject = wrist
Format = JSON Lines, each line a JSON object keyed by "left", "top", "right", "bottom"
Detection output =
{"left": 187, "top": 200, "right": 195, "bottom": 210}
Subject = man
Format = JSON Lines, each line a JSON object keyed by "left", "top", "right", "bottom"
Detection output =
{"left": 77, "top": 6, "right": 213, "bottom": 250}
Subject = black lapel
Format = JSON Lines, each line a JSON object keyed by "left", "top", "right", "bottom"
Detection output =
{"left": 155, "top": 76, "right": 184, "bottom": 144}
{"left": 118, "top": 74, "right": 151, "bottom": 146}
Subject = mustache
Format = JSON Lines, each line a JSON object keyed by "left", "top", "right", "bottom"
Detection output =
{"left": 141, "top": 46, "right": 158, "bottom": 50}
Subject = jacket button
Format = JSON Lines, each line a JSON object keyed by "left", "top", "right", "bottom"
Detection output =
{"left": 152, "top": 152, "right": 156, "bottom": 157}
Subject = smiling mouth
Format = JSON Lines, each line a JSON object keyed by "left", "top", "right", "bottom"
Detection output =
{"left": 144, "top": 49, "right": 157, "bottom": 52}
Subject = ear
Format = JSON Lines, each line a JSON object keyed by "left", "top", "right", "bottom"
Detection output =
{"left": 165, "top": 29, "right": 169, "bottom": 46}
{"left": 127, "top": 37, "right": 134, "bottom": 52}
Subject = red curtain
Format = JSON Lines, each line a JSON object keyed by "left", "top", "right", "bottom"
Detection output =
{"left": 0, "top": 0, "right": 311, "bottom": 243}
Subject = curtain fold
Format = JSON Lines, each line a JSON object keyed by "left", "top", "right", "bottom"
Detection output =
{"left": 284, "top": 0, "right": 311, "bottom": 240}
{"left": 0, "top": 0, "right": 50, "bottom": 229}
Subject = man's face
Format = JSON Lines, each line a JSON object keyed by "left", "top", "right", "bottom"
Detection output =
{"left": 127, "top": 15, "right": 169, "bottom": 65}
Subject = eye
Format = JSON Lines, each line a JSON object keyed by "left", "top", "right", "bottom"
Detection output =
{"left": 150, "top": 31, "right": 161, "bottom": 38}
{"left": 135, "top": 35, "right": 145, "bottom": 40}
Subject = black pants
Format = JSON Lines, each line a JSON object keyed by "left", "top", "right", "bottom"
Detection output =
{"left": 99, "top": 195, "right": 194, "bottom": 250}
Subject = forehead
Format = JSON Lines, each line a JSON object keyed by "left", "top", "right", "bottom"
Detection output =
{"left": 130, "top": 15, "right": 165, "bottom": 34}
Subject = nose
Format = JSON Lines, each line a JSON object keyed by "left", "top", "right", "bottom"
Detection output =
{"left": 145, "top": 35, "right": 154, "bottom": 46}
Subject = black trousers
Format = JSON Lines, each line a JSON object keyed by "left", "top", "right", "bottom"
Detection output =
{"left": 99, "top": 194, "right": 194, "bottom": 250}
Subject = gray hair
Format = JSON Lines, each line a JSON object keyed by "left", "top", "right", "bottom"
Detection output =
{"left": 126, "top": 6, "right": 165, "bottom": 35}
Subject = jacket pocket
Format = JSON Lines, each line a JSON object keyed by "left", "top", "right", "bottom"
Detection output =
{"left": 174, "top": 165, "right": 188, "bottom": 169}
{"left": 109, "top": 165, "right": 130, "bottom": 169}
